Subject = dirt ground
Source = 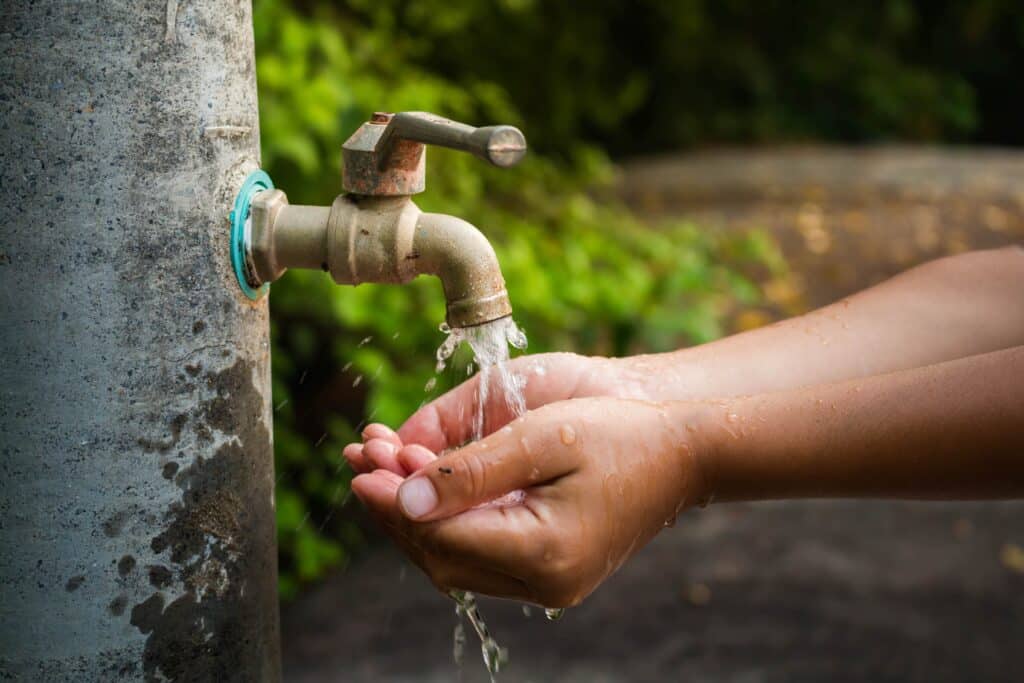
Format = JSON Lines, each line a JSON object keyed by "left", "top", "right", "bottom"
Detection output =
{"left": 281, "top": 146, "right": 1024, "bottom": 682}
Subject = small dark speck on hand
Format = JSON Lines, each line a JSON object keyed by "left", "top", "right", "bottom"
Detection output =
{"left": 65, "top": 575, "right": 86, "bottom": 591}
{"left": 439, "top": 466, "right": 453, "bottom": 475}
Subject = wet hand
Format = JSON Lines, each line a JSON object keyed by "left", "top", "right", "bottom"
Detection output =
{"left": 343, "top": 352, "right": 629, "bottom": 477}
{"left": 395, "top": 352, "right": 643, "bottom": 454}
{"left": 350, "top": 398, "right": 711, "bottom": 608}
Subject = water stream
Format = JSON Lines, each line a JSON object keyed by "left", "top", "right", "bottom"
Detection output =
{"left": 432, "top": 316, "right": 532, "bottom": 681}
{"left": 431, "top": 315, "right": 569, "bottom": 679}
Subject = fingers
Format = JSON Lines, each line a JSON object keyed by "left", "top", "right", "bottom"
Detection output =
{"left": 398, "top": 444, "right": 437, "bottom": 473}
{"left": 350, "top": 470, "right": 403, "bottom": 525}
{"left": 398, "top": 354, "right": 589, "bottom": 452}
{"left": 342, "top": 443, "right": 369, "bottom": 474}
{"left": 362, "top": 423, "right": 402, "bottom": 449}
{"left": 363, "top": 439, "right": 404, "bottom": 476}
{"left": 344, "top": 423, "right": 407, "bottom": 475}
{"left": 397, "top": 375, "right": 480, "bottom": 453}
{"left": 396, "top": 412, "right": 578, "bottom": 521}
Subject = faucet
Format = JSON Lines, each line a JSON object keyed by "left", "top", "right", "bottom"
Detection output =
{"left": 233, "top": 111, "right": 527, "bottom": 328}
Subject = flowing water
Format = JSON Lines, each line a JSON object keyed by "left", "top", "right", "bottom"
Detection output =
{"left": 435, "top": 317, "right": 528, "bottom": 441}
{"left": 433, "top": 316, "right": 529, "bottom": 681}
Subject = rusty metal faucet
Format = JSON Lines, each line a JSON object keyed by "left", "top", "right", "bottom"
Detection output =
{"left": 237, "top": 111, "right": 527, "bottom": 328}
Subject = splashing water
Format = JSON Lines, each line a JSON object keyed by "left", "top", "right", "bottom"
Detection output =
{"left": 450, "top": 589, "right": 508, "bottom": 682}
{"left": 433, "top": 317, "right": 528, "bottom": 680}
{"left": 435, "top": 317, "right": 528, "bottom": 441}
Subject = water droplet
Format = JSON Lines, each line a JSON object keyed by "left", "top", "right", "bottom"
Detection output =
{"left": 439, "top": 321, "right": 451, "bottom": 334}
{"left": 452, "top": 621, "right": 466, "bottom": 665}
{"left": 559, "top": 424, "right": 577, "bottom": 445}
{"left": 521, "top": 605, "right": 532, "bottom": 618}
{"left": 450, "top": 589, "right": 508, "bottom": 681}
{"left": 392, "top": 331, "right": 400, "bottom": 339}
{"left": 358, "top": 336, "right": 372, "bottom": 347}
{"left": 424, "top": 377, "right": 437, "bottom": 392}
{"left": 544, "top": 607, "right": 565, "bottom": 621}
{"left": 342, "top": 361, "right": 353, "bottom": 372}
{"left": 352, "top": 375, "right": 363, "bottom": 388}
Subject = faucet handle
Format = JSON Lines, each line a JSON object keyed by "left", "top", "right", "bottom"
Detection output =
{"left": 342, "top": 111, "right": 527, "bottom": 196}
{"left": 378, "top": 112, "right": 527, "bottom": 168}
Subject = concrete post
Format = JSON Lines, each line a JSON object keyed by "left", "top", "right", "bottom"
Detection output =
{"left": 0, "top": 1, "right": 280, "bottom": 680}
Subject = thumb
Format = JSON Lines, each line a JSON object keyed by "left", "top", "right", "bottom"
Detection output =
{"left": 396, "top": 413, "right": 576, "bottom": 522}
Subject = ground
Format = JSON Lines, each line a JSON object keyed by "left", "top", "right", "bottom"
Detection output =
{"left": 281, "top": 146, "right": 1024, "bottom": 682}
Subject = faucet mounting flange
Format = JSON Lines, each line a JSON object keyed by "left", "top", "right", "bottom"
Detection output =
{"left": 229, "top": 169, "right": 274, "bottom": 300}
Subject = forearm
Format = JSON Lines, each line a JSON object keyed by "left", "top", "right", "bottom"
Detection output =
{"left": 691, "top": 345, "right": 1024, "bottom": 502}
{"left": 625, "top": 247, "right": 1024, "bottom": 400}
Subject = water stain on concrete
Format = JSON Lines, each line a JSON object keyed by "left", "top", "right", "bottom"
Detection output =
{"left": 128, "top": 358, "right": 278, "bottom": 682}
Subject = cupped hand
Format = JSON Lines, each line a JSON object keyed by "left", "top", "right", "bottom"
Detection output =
{"left": 349, "top": 397, "right": 712, "bottom": 608}
{"left": 396, "top": 351, "right": 647, "bottom": 455}
{"left": 343, "top": 352, "right": 638, "bottom": 477}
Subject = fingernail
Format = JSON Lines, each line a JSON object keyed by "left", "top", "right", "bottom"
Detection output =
{"left": 398, "top": 477, "right": 439, "bottom": 519}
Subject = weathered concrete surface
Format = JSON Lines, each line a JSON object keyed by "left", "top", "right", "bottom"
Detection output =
{"left": 0, "top": 1, "right": 279, "bottom": 680}
{"left": 283, "top": 501, "right": 1024, "bottom": 682}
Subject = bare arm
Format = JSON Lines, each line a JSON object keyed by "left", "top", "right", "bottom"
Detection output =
{"left": 702, "top": 345, "right": 1024, "bottom": 502}
{"left": 349, "top": 346, "right": 1024, "bottom": 606}
{"left": 622, "top": 246, "right": 1024, "bottom": 400}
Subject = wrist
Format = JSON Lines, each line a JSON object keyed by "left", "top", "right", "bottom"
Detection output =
{"left": 611, "top": 351, "right": 704, "bottom": 401}
{"left": 663, "top": 399, "right": 726, "bottom": 509}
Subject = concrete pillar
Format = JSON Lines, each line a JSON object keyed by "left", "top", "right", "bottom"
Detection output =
{"left": 0, "top": 1, "right": 280, "bottom": 679}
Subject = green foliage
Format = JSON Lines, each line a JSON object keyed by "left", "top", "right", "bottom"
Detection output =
{"left": 254, "top": 0, "right": 786, "bottom": 598}
{"left": 336, "top": 0, "right": 1024, "bottom": 153}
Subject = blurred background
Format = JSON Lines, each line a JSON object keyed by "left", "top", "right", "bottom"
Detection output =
{"left": 252, "top": 1, "right": 1024, "bottom": 680}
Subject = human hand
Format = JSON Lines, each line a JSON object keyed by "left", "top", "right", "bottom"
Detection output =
{"left": 349, "top": 397, "right": 711, "bottom": 607}
{"left": 343, "top": 352, "right": 640, "bottom": 477}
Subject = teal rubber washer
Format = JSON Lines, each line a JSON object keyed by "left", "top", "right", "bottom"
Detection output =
{"left": 230, "top": 169, "right": 274, "bottom": 300}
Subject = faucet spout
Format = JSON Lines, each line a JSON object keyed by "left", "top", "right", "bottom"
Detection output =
{"left": 244, "top": 191, "right": 511, "bottom": 329}
{"left": 411, "top": 212, "right": 512, "bottom": 328}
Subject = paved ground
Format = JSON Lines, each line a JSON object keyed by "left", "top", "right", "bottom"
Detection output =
{"left": 282, "top": 146, "right": 1024, "bottom": 682}
{"left": 283, "top": 501, "right": 1024, "bottom": 682}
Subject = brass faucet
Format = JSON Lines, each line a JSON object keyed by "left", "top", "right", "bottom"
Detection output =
{"left": 240, "top": 111, "right": 527, "bottom": 328}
